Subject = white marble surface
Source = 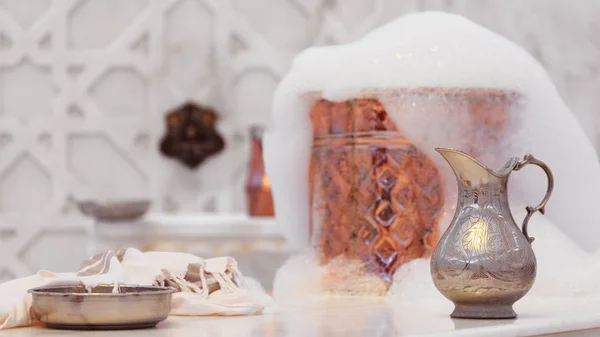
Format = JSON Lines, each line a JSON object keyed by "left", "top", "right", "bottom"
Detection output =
{"left": 3, "top": 296, "right": 600, "bottom": 337}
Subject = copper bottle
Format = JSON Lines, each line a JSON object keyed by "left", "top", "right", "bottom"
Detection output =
{"left": 246, "top": 126, "right": 274, "bottom": 217}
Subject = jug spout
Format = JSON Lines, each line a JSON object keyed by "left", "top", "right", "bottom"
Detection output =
{"left": 435, "top": 148, "right": 509, "bottom": 187}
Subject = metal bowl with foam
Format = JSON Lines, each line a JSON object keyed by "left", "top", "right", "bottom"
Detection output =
{"left": 28, "top": 285, "right": 175, "bottom": 330}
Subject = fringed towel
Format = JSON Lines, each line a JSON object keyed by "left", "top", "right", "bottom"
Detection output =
{"left": 0, "top": 248, "right": 269, "bottom": 329}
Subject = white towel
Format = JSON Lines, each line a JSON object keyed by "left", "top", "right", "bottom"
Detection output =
{"left": 0, "top": 248, "right": 268, "bottom": 330}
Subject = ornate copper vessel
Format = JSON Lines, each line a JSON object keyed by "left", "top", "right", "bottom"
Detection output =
{"left": 246, "top": 126, "right": 274, "bottom": 216}
{"left": 308, "top": 89, "right": 518, "bottom": 295}
{"left": 309, "top": 98, "right": 444, "bottom": 295}
{"left": 432, "top": 148, "right": 553, "bottom": 319}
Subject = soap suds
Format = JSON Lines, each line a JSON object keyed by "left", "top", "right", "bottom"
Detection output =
{"left": 265, "top": 12, "right": 600, "bottom": 298}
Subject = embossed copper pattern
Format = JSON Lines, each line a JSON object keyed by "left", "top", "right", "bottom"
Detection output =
{"left": 309, "top": 98, "right": 444, "bottom": 292}
{"left": 159, "top": 102, "right": 225, "bottom": 169}
{"left": 246, "top": 126, "right": 274, "bottom": 216}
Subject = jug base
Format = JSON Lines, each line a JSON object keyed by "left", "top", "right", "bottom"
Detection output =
{"left": 451, "top": 304, "right": 517, "bottom": 319}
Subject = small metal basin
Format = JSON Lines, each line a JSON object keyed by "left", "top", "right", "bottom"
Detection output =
{"left": 29, "top": 285, "right": 175, "bottom": 330}
{"left": 76, "top": 200, "right": 151, "bottom": 222}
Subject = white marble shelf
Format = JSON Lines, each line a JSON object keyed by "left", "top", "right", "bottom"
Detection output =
{"left": 90, "top": 213, "right": 288, "bottom": 259}
{"left": 94, "top": 213, "right": 281, "bottom": 240}
{"left": 88, "top": 213, "right": 289, "bottom": 288}
{"left": 3, "top": 296, "right": 600, "bottom": 337}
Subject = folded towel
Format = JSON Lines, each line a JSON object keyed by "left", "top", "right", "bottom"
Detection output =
{"left": 0, "top": 248, "right": 268, "bottom": 329}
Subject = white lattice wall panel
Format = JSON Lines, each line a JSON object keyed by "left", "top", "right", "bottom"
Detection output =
{"left": 0, "top": 0, "right": 599, "bottom": 278}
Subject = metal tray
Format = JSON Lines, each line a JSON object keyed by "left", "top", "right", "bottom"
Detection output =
{"left": 28, "top": 285, "right": 175, "bottom": 330}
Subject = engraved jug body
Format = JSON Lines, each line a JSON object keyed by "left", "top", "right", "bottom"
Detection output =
{"left": 431, "top": 148, "right": 554, "bottom": 319}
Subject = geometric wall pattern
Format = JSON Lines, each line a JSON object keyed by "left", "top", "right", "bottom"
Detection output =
{"left": 1, "top": 0, "right": 600, "bottom": 278}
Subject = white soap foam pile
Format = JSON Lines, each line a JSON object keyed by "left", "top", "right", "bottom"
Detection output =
{"left": 264, "top": 12, "right": 600, "bottom": 298}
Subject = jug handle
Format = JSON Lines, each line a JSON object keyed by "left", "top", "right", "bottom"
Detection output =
{"left": 513, "top": 154, "right": 554, "bottom": 244}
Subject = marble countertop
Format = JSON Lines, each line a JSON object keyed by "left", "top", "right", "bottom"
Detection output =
{"left": 3, "top": 296, "right": 600, "bottom": 337}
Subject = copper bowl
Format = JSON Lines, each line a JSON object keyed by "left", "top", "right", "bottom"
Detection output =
{"left": 76, "top": 200, "right": 151, "bottom": 222}
{"left": 28, "top": 285, "right": 175, "bottom": 330}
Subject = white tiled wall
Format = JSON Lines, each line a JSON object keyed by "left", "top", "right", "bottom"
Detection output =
{"left": 0, "top": 0, "right": 599, "bottom": 278}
